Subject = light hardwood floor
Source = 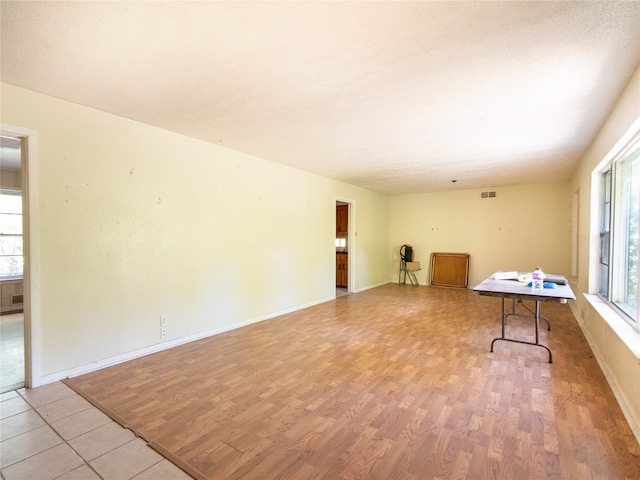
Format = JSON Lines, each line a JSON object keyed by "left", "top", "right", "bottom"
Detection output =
{"left": 65, "top": 284, "right": 640, "bottom": 480}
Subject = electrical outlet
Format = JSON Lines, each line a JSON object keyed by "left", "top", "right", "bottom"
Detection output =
{"left": 160, "top": 316, "right": 168, "bottom": 338}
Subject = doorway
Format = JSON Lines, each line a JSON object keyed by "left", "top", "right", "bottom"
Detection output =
{"left": 336, "top": 200, "right": 351, "bottom": 296}
{"left": 0, "top": 132, "right": 26, "bottom": 392}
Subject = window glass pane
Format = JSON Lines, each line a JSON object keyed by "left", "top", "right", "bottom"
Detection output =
{"left": 620, "top": 150, "right": 638, "bottom": 314}
{"left": 600, "top": 263, "right": 609, "bottom": 297}
{"left": 0, "top": 213, "right": 22, "bottom": 235}
{"left": 0, "top": 255, "right": 23, "bottom": 275}
{"left": 600, "top": 171, "right": 611, "bottom": 297}
{"left": 600, "top": 232, "right": 609, "bottom": 265}
{"left": 0, "top": 192, "right": 23, "bottom": 277}
{"left": 0, "top": 236, "right": 22, "bottom": 255}
{"left": 601, "top": 170, "right": 611, "bottom": 231}
{"left": 0, "top": 193, "right": 21, "bottom": 215}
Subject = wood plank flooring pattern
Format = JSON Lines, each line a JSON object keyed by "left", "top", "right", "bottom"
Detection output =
{"left": 64, "top": 284, "right": 640, "bottom": 480}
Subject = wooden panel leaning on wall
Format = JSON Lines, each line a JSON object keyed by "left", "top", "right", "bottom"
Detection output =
{"left": 430, "top": 252, "right": 470, "bottom": 288}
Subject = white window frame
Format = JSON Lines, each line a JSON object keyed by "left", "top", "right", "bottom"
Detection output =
{"left": 596, "top": 126, "right": 640, "bottom": 330}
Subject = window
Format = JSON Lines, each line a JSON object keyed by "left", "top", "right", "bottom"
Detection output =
{"left": 0, "top": 190, "right": 23, "bottom": 279}
{"left": 599, "top": 170, "right": 611, "bottom": 298}
{"left": 598, "top": 132, "right": 639, "bottom": 327}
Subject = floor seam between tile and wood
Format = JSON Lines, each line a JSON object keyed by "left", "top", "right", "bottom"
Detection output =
{"left": 0, "top": 384, "right": 194, "bottom": 480}
{"left": 62, "top": 377, "right": 202, "bottom": 479}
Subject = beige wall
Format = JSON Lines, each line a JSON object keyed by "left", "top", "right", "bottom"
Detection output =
{"left": 567, "top": 64, "right": 640, "bottom": 439}
{"left": 389, "top": 183, "right": 571, "bottom": 287}
{"left": 1, "top": 83, "right": 390, "bottom": 383}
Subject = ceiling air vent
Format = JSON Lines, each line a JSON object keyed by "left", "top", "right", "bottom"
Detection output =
{"left": 480, "top": 191, "right": 497, "bottom": 199}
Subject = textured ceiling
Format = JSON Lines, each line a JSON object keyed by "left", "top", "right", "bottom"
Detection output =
{"left": 1, "top": 1, "right": 639, "bottom": 195}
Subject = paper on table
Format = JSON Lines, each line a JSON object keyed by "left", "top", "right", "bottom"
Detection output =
{"left": 494, "top": 271, "right": 518, "bottom": 280}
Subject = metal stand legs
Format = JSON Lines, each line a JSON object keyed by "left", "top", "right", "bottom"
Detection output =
{"left": 490, "top": 298, "right": 552, "bottom": 363}
{"left": 399, "top": 259, "right": 420, "bottom": 285}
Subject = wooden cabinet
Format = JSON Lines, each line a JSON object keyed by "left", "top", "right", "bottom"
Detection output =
{"left": 336, "top": 205, "right": 348, "bottom": 234}
{"left": 336, "top": 253, "right": 348, "bottom": 287}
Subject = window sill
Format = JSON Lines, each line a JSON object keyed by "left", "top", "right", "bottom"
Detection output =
{"left": 0, "top": 276, "right": 23, "bottom": 283}
{"left": 584, "top": 293, "right": 640, "bottom": 361}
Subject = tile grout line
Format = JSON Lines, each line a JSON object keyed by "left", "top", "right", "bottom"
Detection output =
{"left": 10, "top": 388, "right": 106, "bottom": 479}
{"left": 14, "top": 387, "right": 168, "bottom": 480}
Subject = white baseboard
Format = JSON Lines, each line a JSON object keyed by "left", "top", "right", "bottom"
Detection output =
{"left": 573, "top": 304, "right": 640, "bottom": 445}
{"left": 353, "top": 280, "right": 389, "bottom": 293}
{"left": 39, "top": 295, "right": 335, "bottom": 386}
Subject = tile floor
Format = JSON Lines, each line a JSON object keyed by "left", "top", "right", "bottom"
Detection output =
{"left": 0, "top": 381, "right": 193, "bottom": 480}
{"left": 0, "top": 313, "right": 25, "bottom": 392}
